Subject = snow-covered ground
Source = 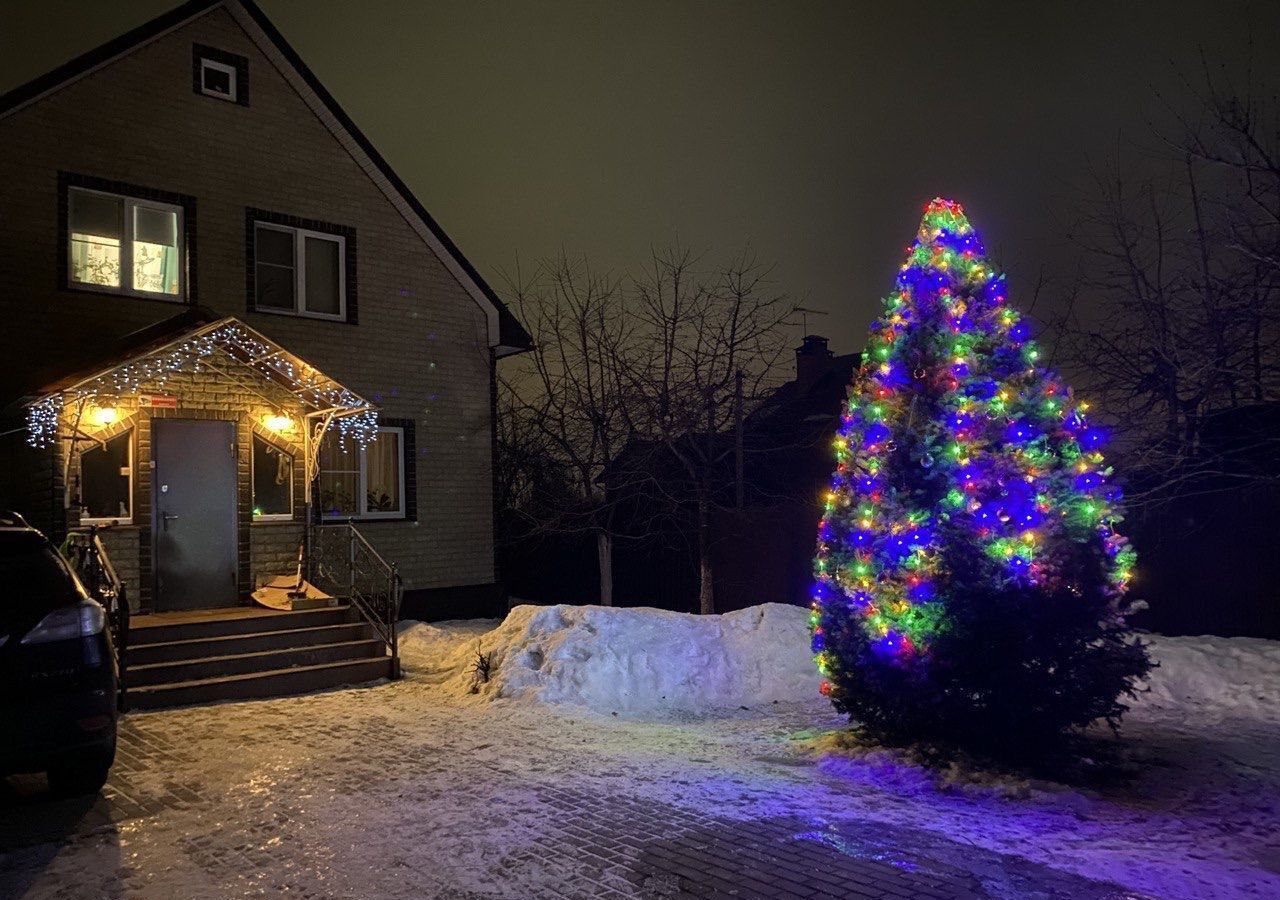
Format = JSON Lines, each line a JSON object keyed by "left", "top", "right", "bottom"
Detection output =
{"left": 2, "top": 604, "right": 1276, "bottom": 899}
{"left": 397, "top": 604, "right": 1280, "bottom": 898}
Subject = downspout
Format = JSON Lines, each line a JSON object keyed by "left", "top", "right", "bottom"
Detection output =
{"left": 489, "top": 347, "right": 501, "bottom": 611}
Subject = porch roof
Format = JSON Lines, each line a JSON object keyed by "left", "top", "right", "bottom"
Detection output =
{"left": 24, "top": 306, "right": 378, "bottom": 448}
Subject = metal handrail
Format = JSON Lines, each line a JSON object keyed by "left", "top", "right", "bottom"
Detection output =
{"left": 307, "top": 521, "right": 402, "bottom": 680}
{"left": 63, "top": 525, "right": 130, "bottom": 711}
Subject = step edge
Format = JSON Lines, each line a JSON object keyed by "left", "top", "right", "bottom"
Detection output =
{"left": 128, "top": 608, "right": 357, "bottom": 643}
{"left": 128, "top": 622, "right": 375, "bottom": 650}
{"left": 128, "top": 639, "right": 386, "bottom": 672}
{"left": 130, "top": 604, "right": 353, "bottom": 634}
{"left": 128, "top": 657, "right": 393, "bottom": 693}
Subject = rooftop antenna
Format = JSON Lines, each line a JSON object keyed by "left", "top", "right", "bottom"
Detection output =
{"left": 789, "top": 305, "right": 829, "bottom": 335}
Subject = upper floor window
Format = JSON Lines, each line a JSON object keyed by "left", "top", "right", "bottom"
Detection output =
{"left": 68, "top": 187, "right": 184, "bottom": 298}
{"left": 248, "top": 210, "right": 354, "bottom": 322}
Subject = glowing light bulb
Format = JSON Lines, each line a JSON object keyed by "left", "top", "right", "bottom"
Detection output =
{"left": 262, "top": 413, "right": 295, "bottom": 433}
{"left": 89, "top": 406, "right": 120, "bottom": 428}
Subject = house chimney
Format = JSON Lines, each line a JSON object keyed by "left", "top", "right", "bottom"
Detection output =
{"left": 795, "top": 334, "right": 833, "bottom": 389}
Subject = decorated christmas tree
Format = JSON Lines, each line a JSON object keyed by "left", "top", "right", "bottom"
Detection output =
{"left": 811, "top": 199, "right": 1150, "bottom": 750}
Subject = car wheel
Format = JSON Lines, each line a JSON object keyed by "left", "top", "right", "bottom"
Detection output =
{"left": 47, "top": 746, "right": 115, "bottom": 797}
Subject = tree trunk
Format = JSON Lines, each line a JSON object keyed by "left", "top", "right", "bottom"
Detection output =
{"left": 734, "top": 368, "right": 744, "bottom": 510}
{"left": 697, "top": 491, "right": 714, "bottom": 615}
{"left": 596, "top": 531, "right": 614, "bottom": 607}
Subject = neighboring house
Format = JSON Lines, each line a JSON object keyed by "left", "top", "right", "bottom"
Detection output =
{"left": 702, "top": 335, "right": 859, "bottom": 610}
{"left": 599, "top": 335, "right": 858, "bottom": 613}
{"left": 1126, "top": 402, "right": 1280, "bottom": 640}
{"left": 0, "top": 0, "right": 531, "bottom": 693}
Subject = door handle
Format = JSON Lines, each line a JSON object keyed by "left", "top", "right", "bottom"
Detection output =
{"left": 162, "top": 513, "right": 179, "bottom": 530}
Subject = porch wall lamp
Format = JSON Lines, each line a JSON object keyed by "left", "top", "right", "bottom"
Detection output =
{"left": 88, "top": 405, "right": 121, "bottom": 429}
{"left": 262, "top": 413, "right": 295, "bottom": 434}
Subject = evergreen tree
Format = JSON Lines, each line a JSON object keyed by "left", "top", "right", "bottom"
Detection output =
{"left": 812, "top": 199, "right": 1150, "bottom": 750}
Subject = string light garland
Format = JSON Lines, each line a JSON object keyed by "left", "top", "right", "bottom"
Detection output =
{"left": 25, "top": 321, "right": 379, "bottom": 449}
{"left": 27, "top": 393, "right": 64, "bottom": 449}
{"left": 812, "top": 199, "right": 1136, "bottom": 703}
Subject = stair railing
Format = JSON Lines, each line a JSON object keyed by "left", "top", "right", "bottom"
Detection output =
{"left": 307, "top": 521, "right": 403, "bottom": 679}
{"left": 63, "top": 525, "right": 130, "bottom": 711}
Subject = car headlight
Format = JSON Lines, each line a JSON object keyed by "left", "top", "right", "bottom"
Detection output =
{"left": 21, "top": 602, "right": 107, "bottom": 644}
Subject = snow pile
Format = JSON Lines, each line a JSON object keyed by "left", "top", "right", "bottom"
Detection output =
{"left": 398, "top": 604, "right": 1280, "bottom": 726}
{"left": 1138, "top": 634, "right": 1280, "bottom": 717}
{"left": 400, "top": 603, "right": 821, "bottom": 715}
{"left": 397, "top": 617, "right": 498, "bottom": 663}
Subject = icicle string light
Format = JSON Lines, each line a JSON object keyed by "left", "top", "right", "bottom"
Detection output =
{"left": 811, "top": 199, "right": 1135, "bottom": 687}
{"left": 25, "top": 322, "right": 379, "bottom": 448}
{"left": 26, "top": 393, "right": 64, "bottom": 449}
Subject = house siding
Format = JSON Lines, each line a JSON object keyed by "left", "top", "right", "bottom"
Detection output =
{"left": 0, "top": 5, "right": 498, "bottom": 597}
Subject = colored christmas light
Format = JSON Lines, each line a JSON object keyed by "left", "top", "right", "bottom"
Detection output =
{"left": 812, "top": 198, "right": 1136, "bottom": 704}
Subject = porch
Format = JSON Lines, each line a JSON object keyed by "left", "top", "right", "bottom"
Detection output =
{"left": 66, "top": 503, "right": 402, "bottom": 710}
{"left": 27, "top": 310, "right": 405, "bottom": 707}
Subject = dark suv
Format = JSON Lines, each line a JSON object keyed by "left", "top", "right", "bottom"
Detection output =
{"left": 1, "top": 513, "right": 118, "bottom": 795}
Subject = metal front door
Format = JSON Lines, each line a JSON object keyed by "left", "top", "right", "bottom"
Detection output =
{"left": 153, "top": 419, "right": 238, "bottom": 610}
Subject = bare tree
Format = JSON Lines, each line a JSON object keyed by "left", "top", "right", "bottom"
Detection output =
{"left": 499, "top": 254, "right": 634, "bottom": 605}
{"left": 1052, "top": 61, "right": 1280, "bottom": 503}
{"left": 1177, "top": 54, "right": 1280, "bottom": 287}
{"left": 494, "top": 388, "right": 573, "bottom": 537}
{"left": 622, "top": 246, "right": 791, "bottom": 614}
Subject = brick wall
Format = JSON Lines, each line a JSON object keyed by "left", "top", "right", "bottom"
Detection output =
{"left": 0, "top": 5, "right": 499, "bottom": 595}
{"left": 250, "top": 522, "right": 305, "bottom": 588}
{"left": 0, "top": 434, "right": 60, "bottom": 541}
{"left": 97, "top": 527, "right": 142, "bottom": 613}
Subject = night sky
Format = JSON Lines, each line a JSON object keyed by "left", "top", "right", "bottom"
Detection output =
{"left": 4, "top": 0, "right": 1279, "bottom": 357}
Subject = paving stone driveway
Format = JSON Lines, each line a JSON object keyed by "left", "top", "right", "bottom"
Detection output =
{"left": 0, "top": 683, "right": 1138, "bottom": 899}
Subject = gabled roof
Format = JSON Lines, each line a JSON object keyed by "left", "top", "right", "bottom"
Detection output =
{"left": 31, "top": 305, "right": 226, "bottom": 396}
{"left": 0, "top": 0, "right": 532, "bottom": 356}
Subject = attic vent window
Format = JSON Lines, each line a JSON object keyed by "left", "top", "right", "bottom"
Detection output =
{"left": 192, "top": 45, "right": 248, "bottom": 106}
{"left": 200, "top": 59, "right": 236, "bottom": 101}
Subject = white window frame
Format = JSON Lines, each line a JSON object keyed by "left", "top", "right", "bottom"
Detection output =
{"left": 253, "top": 221, "right": 347, "bottom": 321}
{"left": 81, "top": 430, "right": 134, "bottom": 526}
{"left": 250, "top": 433, "right": 295, "bottom": 522}
{"left": 321, "top": 426, "right": 405, "bottom": 521}
{"left": 67, "top": 186, "right": 185, "bottom": 301}
{"left": 199, "top": 57, "right": 238, "bottom": 102}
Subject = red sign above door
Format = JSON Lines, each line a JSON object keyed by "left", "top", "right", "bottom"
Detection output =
{"left": 139, "top": 394, "right": 178, "bottom": 409}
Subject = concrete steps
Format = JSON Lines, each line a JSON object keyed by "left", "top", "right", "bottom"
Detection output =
{"left": 128, "top": 606, "right": 355, "bottom": 643}
{"left": 129, "top": 623, "right": 377, "bottom": 666}
{"left": 126, "top": 605, "right": 393, "bottom": 710}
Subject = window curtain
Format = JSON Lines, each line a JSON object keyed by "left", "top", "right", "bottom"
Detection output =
{"left": 134, "top": 205, "right": 180, "bottom": 294}
{"left": 365, "top": 432, "right": 400, "bottom": 513}
{"left": 317, "top": 432, "right": 359, "bottom": 517}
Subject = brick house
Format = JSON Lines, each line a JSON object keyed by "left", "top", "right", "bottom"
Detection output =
{"left": 0, "top": 0, "right": 531, "bottom": 702}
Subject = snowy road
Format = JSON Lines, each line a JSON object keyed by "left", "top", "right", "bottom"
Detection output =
{"left": 1, "top": 621, "right": 1278, "bottom": 899}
